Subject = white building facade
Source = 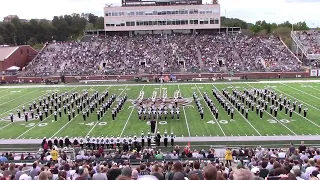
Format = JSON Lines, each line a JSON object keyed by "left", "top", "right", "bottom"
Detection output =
{"left": 104, "top": 4, "right": 221, "bottom": 31}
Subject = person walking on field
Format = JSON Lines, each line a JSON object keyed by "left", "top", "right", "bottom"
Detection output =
{"left": 225, "top": 148, "right": 232, "bottom": 166}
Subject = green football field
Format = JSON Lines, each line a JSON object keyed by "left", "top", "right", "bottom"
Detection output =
{"left": 0, "top": 80, "right": 320, "bottom": 139}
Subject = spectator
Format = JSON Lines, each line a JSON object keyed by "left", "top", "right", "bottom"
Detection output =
{"left": 233, "top": 169, "right": 254, "bottom": 180}
{"left": 151, "top": 165, "right": 164, "bottom": 180}
{"left": 188, "top": 161, "right": 204, "bottom": 180}
{"left": 92, "top": 165, "right": 108, "bottom": 180}
{"left": 14, "top": 166, "right": 24, "bottom": 180}
{"left": 108, "top": 163, "right": 122, "bottom": 180}
{"left": 259, "top": 161, "right": 269, "bottom": 179}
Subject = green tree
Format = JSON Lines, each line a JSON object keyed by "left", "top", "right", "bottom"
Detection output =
{"left": 85, "top": 23, "right": 95, "bottom": 31}
{"left": 94, "top": 17, "right": 104, "bottom": 29}
{"left": 0, "top": 35, "right": 4, "bottom": 45}
{"left": 27, "top": 37, "right": 38, "bottom": 45}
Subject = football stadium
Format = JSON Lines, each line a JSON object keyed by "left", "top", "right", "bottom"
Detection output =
{"left": 0, "top": 0, "right": 320, "bottom": 179}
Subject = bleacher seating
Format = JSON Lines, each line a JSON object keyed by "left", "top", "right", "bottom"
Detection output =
{"left": 21, "top": 33, "right": 303, "bottom": 77}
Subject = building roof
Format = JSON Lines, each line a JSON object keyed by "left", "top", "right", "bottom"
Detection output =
{"left": 0, "top": 47, "right": 19, "bottom": 61}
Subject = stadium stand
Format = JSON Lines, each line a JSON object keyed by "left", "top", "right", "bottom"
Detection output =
{"left": 292, "top": 30, "right": 320, "bottom": 54}
{"left": 21, "top": 33, "right": 303, "bottom": 77}
{"left": 1, "top": 142, "right": 319, "bottom": 180}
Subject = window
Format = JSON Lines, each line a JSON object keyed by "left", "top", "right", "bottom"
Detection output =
{"left": 126, "top": 22, "right": 131, "bottom": 26}
{"left": 215, "top": 19, "right": 219, "bottom": 24}
{"left": 167, "top": 20, "right": 172, "bottom": 25}
{"left": 210, "top": 19, "right": 214, "bottom": 24}
{"left": 194, "top": 20, "right": 198, "bottom": 24}
{"left": 105, "top": 13, "right": 108, "bottom": 16}
{"left": 131, "top": 22, "right": 135, "bottom": 26}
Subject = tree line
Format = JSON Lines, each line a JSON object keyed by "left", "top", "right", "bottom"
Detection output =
{"left": 0, "top": 13, "right": 313, "bottom": 47}
{"left": 0, "top": 13, "right": 104, "bottom": 46}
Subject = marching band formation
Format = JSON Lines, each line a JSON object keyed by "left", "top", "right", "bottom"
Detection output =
{"left": 41, "top": 130, "right": 176, "bottom": 151}
{"left": 136, "top": 90, "right": 181, "bottom": 133}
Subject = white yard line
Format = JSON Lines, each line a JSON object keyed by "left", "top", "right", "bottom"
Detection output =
{"left": 178, "top": 84, "right": 191, "bottom": 137}
{"left": 0, "top": 123, "right": 13, "bottom": 131}
{"left": 48, "top": 86, "right": 96, "bottom": 139}
{"left": 119, "top": 85, "right": 145, "bottom": 137}
{"left": 281, "top": 83, "right": 320, "bottom": 100}
{"left": 212, "top": 84, "right": 262, "bottom": 136}
{"left": 245, "top": 84, "right": 297, "bottom": 135}
{"left": 16, "top": 86, "right": 79, "bottom": 139}
{"left": 0, "top": 88, "right": 40, "bottom": 106}
{"left": 195, "top": 84, "right": 226, "bottom": 137}
{"left": 85, "top": 85, "right": 125, "bottom": 137}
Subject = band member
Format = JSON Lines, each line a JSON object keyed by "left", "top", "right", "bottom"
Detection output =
{"left": 17, "top": 109, "right": 21, "bottom": 118}
{"left": 200, "top": 109, "right": 204, "bottom": 119}
{"left": 170, "top": 132, "right": 175, "bottom": 146}
{"left": 58, "top": 108, "right": 62, "bottom": 117}
{"left": 67, "top": 111, "right": 71, "bottom": 121}
{"left": 79, "top": 137, "right": 84, "bottom": 149}
{"left": 289, "top": 108, "right": 293, "bottom": 118}
{"left": 44, "top": 108, "right": 48, "bottom": 117}
{"left": 259, "top": 108, "right": 264, "bottom": 119}
{"left": 91, "top": 137, "right": 96, "bottom": 150}
{"left": 59, "top": 137, "right": 64, "bottom": 148}
{"left": 147, "top": 131, "right": 151, "bottom": 147}
{"left": 95, "top": 136, "right": 100, "bottom": 149}
{"left": 30, "top": 109, "right": 34, "bottom": 119}
{"left": 10, "top": 112, "right": 13, "bottom": 122}
{"left": 54, "top": 137, "right": 58, "bottom": 147}
{"left": 214, "top": 109, "right": 218, "bottom": 119}
{"left": 112, "top": 110, "right": 115, "bottom": 120}
{"left": 141, "top": 131, "right": 145, "bottom": 147}
{"left": 82, "top": 111, "right": 86, "bottom": 121}
{"left": 298, "top": 104, "right": 303, "bottom": 113}
{"left": 24, "top": 112, "right": 28, "bottom": 122}
{"left": 128, "top": 136, "right": 132, "bottom": 149}
{"left": 230, "top": 109, "right": 234, "bottom": 120}
{"left": 274, "top": 107, "right": 278, "bottom": 117}
{"left": 245, "top": 109, "right": 248, "bottom": 119}
{"left": 65, "top": 136, "right": 71, "bottom": 147}
{"left": 72, "top": 109, "right": 75, "bottom": 118}
{"left": 156, "top": 131, "right": 161, "bottom": 147}
{"left": 86, "top": 136, "right": 91, "bottom": 148}
{"left": 116, "top": 137, "right": 121, "bottom": 148}
{"left": 39, "top": 111, "right": 43, "bottom": 121}
{"left": 303, "top": 108, "right": 308, "bottom": 117}
{"left": 150, "top": 119, "right": 156, "bottom": 134}
{"left": 97, "top": 110, "right": 100, "bottom": 121}
{"left": 176, "top": 109, "right": 180, "bottom": 120}
{"left": 163, "top": 131, "right": 168, "bottom": 147}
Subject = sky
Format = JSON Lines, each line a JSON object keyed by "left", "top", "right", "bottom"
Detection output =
{"left": 0, "top": 0, "right": 319, "bottom": 27}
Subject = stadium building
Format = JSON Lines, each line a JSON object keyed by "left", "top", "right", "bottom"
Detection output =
{"left": 86, "top": 0, "right": 240, "bottom": 36}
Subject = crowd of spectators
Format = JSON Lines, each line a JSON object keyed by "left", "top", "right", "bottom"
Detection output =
{"left": 126, "top": 35, "right": 163, "bottom": 74}
{"left": 293, "top": 31, "right": 320, "bottom": 54}
{"left": 1, "top": 141, "right": 320, "bottom": 180}
{"left": 21, "top": 33, "right": 303, "bottom": 77}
